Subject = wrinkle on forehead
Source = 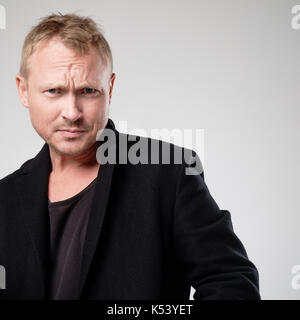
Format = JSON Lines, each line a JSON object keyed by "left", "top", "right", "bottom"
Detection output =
{"left": 60, "top": 63, "right": 91, "bottom": 88}
{"left": 27, "top": 38, "right": 109, "bottom": 86}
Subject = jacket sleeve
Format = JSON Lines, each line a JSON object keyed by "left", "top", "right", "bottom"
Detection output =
{"left": 173, "top": 150, "right": 260, "bottom": 300}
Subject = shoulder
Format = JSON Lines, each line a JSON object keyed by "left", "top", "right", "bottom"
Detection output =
{"left": 123, "top": 131, "right": 204, "bottom": 175}
{"left": 0, "top": 158, "right": 34, "bottom": 189}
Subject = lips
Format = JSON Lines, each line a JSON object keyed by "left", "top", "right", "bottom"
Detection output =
{"left": 58, "top": 129, "right": 86, "bottom": 138}
{"left": 59, "top": 129, "right": 85, "bottom": 133}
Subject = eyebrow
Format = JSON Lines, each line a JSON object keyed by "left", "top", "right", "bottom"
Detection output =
{"left": 39, "top": 82, "right": 100, "bottom": 90}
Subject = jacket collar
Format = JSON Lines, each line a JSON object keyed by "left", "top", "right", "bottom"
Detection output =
{"left": 14, "top": 118, "right": 117, "bottom": 298}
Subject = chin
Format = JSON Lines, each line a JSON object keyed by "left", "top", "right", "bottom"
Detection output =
{"left": 50, "top": 139, "right": 95, "bottom": 156}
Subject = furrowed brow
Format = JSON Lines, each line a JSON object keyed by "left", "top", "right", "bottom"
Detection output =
{"left": 39, "top": 82, "right": 100, "bottom": 91}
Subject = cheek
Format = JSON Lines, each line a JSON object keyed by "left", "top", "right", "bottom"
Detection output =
{"left": 28, "top": 93, "right": 57, "bottom": 126}
{"left": 83, "top": 98, "right": 108, "bottom": 120}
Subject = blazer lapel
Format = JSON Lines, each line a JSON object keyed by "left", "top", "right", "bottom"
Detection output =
{"left": 79, "top": 119, "right": 117, "bottom": 295}
{"left": 14, "top": 143, "right": 52, "bottom": 297}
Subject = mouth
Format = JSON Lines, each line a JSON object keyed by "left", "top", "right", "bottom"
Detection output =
{"left": 57, "top": 129, "right": 87, "bottom": 138}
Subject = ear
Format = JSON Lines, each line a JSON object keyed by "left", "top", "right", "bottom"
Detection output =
{"left": 16, "top": 74, "right": 30, "bottom": 108}
{"left": 108, "top": 73, "right": 116, "bottom": 105}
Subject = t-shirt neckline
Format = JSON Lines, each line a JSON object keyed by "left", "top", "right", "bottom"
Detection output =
{"left": 48, "top": 177, "right": 97, "bottom": 208}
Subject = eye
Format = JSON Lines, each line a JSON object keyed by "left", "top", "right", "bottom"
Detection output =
{"left": 82, "top": 88, "right": 98, "bottom": 95}
{"left": 47, "top": 88, "right": 60, "bottom": 94}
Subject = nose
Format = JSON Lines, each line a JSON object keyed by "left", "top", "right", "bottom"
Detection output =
{"left": 61, "top": 93, "right": 82, "bottom": 123}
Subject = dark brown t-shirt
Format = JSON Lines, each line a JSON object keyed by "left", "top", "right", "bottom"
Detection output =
{"left": 48, "top": 177, "right": 97, "bottom": 300}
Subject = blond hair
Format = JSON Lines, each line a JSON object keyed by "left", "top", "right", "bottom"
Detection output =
{"left": 19, "top": 12, "right": 113, "bottom": 78}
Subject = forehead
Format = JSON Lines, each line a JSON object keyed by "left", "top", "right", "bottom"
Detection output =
{"left": 27, "top": 37, "right": 109, "bottom": 84}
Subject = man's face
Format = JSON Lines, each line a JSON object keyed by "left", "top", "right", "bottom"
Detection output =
{"left": 16, "top": 37, "right": 115, "bottom": 156}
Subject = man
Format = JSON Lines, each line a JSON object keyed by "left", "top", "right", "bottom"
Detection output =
{"left": 0, "top": 13, "right": 260, "bottom": 300}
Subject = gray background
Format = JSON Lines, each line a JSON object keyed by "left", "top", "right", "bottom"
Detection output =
{"left": 0, "top": 0, "right": 299, "bottom": 300}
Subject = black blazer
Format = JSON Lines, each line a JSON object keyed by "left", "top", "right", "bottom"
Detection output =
{"left": 0, "top": 119, "right": 260, "bottom": 300}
